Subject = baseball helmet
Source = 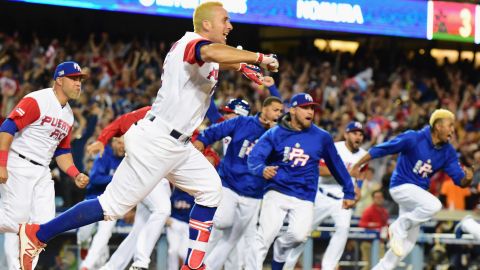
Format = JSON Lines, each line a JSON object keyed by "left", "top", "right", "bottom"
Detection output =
{"left": 221, "top": 98, "right": 251, "bottom": 116}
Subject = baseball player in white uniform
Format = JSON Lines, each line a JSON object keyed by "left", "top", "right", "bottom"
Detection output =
{"left": 18, "top": 2, "right": 279, "bottom": 270}
{"left": 283, "top": 121, "right": 367, "bottom": 270}
{"left": 0, "top": 61, "right": 89, "bottom": 269}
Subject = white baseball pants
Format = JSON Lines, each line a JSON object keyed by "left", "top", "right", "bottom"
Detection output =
{"left": 373, "top": 184, "right": 442, "bottom": 270}
{"left": 245, "top": 190, "right": 313, "bottom": 270}
{"left": 78, "top": 220, "right": 116, "bottom": 269}
{"left": 205, "top": 187, "right": 261, "bottom": 270}
{"left": 100, "top": 179, "right": 171, "bottom": 270}
{"left": 1, "top": 153, "right": 55, "bottom": 269}
{"left": 167, "top": 218, "right": 190, "bottom": 270}
{"left": 284, "top": 192, "right": 352, "bottom": 270}
{"left": 98, "top": 118, "right": 221, "bottom": 220}
{"left": 460, "top": 216, "right": 480, "bottom": 240}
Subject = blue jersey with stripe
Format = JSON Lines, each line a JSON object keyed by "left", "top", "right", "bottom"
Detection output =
{"left": 197, "top": 114, "right": 267, "bottom": 199}
{"left": 170, "top": 188, "right": 194, "bottom": 223}
{"left": 369, "top": 126, "right": 465, "bottom": 190}
{"left": 247, "top": 114, "right": 355, "bottom": 202}
{"left": 85, "top": 145, "right": 123, "bottom": 200}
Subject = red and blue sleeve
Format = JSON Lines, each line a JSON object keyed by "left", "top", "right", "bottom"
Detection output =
{"left": 7, "top": 97, "right": 40, "bottom": 131}
{"left": 183, "top": 38, "right": 212, "bottom": 65}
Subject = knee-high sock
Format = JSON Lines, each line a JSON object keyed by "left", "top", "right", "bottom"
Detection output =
{"left": 184, "top": 204, "right": 216, "bottom": 269}
{"left": 37, "top": 199, "right": 104, "bottom": 243}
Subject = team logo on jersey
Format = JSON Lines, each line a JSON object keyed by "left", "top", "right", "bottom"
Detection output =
{"left": 413, "top": 159, "right": 433, "bottom": 178}
{"left": 40, "top": 116, "right": 71, "bottom": 141}
{"left": 238, "top": 139, "right": 257, "bottom": 158}
{"left": 207, "top": 68, "right": 219, "bottom": 81}
{"left": 283, "top": 143, "right": 310, "bottom": 167}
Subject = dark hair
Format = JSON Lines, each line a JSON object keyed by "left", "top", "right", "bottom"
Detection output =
{"left": 371, "top": 189, "right": 383, "bottom": 198}
{"left": 263, "top": 96, "right": 282, "bottom": 107}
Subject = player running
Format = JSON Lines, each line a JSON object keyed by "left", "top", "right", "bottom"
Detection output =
{"left": 246, "top": 93, "right": 356, "bottom": 270}
{"left": 17, "top": 2, "right": 279, "bottom": 270}
{"left": 0, "top": 61, "right": 89, "bottom": 269}
{"left": 283, "top": 121, "right": 367, "bottom": 270}
{"left": 350, "top": 109, "right": 473, "bottom": 270}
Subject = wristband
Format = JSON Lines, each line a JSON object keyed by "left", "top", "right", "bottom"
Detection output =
{"left": 256, "top": 52, "right": 264, "bottom": 64}
{"left": 66, "top": 165, "right": 80, "bottom": 178}
{"left": 0, "top": 150, "right": 8, "bottom": 167}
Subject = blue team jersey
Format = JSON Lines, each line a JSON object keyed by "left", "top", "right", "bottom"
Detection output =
{"left": 85, "top": 145, "right": 123, "bottom": 200}
{"left": 170, "top": 188, "right": 194, "bottom": 223}
{"left": 197, "top": 114, "right": 267, "bottom": 199}
{"left": 247, "top": 114, "right": 355, "bottom": 202}
{"left": 369, "top": 126, "right": 465, "bottom": 190}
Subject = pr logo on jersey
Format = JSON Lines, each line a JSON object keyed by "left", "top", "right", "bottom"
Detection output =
{"left": 238, "top": 139, "right": 257, "bottom": 158}
{"left": 207, "top": 68, "right": 219, "bottom": 81}
{"left": 283, "top": 143, "right": 310, "bottom": 167}
{"left": 413, "top": 159, "right": 433, "bottom": 178}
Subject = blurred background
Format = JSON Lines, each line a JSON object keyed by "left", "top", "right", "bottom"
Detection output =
{"left": 2, "top": 0, "right": 480, "bottom": 269}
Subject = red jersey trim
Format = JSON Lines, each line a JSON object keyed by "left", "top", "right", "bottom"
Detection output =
{"left": 183, "top": 38, "right": 211, "bottom": 66}
{"left": 8, "top": 97, "right": 40, "bottom": 130}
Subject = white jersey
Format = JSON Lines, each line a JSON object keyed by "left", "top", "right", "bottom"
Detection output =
{"left": 9, "top": 88, "right": 73, "bottom": 166}
{"left": 150, "top": 32, "right": 219, "bottom": 135}
{"left": 319, "top": 141, "right": 366, "bottom": 198}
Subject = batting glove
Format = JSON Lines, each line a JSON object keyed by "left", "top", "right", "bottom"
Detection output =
{"left": 256, "top": 53, "right": 279, "bottom": 72}
{"left": 238, "top": 63, "right": 263, "bottom": 85}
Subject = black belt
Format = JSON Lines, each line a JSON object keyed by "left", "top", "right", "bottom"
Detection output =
{"left": 18, "top": 153, "right": 42, "bottom": 166}
{"left": 146, "top": 115, "right": 192, "bottom": 144}
{"left": 318, "top": 187, "right": 342, "bottom": 200}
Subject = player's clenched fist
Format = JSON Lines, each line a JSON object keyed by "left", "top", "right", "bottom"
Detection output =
{"left": 0, "top": 166, "right": 7, "bottom": 184}
{"left": 193, "top": 140, "right": 205, "bottom": 152}
{"left": 74, "top": 173, "right": 89, "bottom": 188}
{"left": 263, "top": 166, "right": 278, "bottom": 180}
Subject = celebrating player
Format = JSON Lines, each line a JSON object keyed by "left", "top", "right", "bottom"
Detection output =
{"left": 350, "top": 109, "right": 473, "bottom": 270}
{"left": 17, "top": 2, "right": 279, "bottom": 270}
{"left": 195, "top": 96, "right": 284, "bottom": 270}
{"left": 246, "top": 93, "right": 356, "bottom": 270}
{"left": 283, "top": 121, "right": 367, "bottom": 270}
{"left": 0, "top": 61, "right": 89, "bottom": 269}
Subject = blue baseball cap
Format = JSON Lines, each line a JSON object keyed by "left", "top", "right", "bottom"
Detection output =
{"left": 290, "top": 93, "right": 319, "bottom": 108}
{"left": 345, "top": 121, "right": 364, "bottom": 134}
{"left": 53, "top": 61, "right": 87, "bottom": 80}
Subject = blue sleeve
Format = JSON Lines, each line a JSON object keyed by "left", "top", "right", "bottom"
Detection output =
{"left": 368, "top": 130, "right": 416, "bottom": 159}
{"left": 443, "top": 148, "right": 465, "bottom": 186}
{"left": 89, "top": 155, "right": 113, "bottom": 185}
{"left": 53, "top": 148, "right": 71, "bottom": 158}
{"left": 267, "top": 85, "right": 281, "bottom": 99}
{"left": 195, "top": 40, "right": 213, "bottom": 63}
{"left": 205, "top": 96, "right": 222, "bottom": 123}
{"left": 0, "top": 118, "right": 18, "bottom": 135}
{"left": 322, "top": 134, "right": 355, "bottom": 200}
{"left": 248, "top": 130, "right": 274, "bottom": 177}
{"left": 197, "top": 117, "right": 241, "bottom": 146}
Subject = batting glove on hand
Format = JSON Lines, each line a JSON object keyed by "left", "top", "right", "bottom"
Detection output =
{"left": 256, "top": 53, "right": 279, "bottom": 72}
{"left": 239, "top": 63, "right": 263, "bottom": 85}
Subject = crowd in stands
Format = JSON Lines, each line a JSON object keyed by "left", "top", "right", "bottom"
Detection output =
{"left": 1, "top": 31, "right": 480, "bottom": 268}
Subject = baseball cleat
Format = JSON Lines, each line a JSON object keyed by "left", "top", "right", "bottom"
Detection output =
{"left": 18, "top": 223, "right": 46, "bottom": 270}
{"left": 388, "top": 225, "right": 404, "bottom": 257}
{"left": 454, "top": 215, "right": 472, "bottom": 239}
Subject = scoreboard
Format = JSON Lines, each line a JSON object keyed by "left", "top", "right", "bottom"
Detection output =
{"left": 428, "top": 1, "right": 478, "bottom": 43}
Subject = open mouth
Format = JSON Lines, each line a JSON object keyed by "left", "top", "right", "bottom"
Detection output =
{"left": 305, "top": 117, "right": 312, "bottom": 121}
{"left": 223, "top": 32, "right": 229, "bottom": 40}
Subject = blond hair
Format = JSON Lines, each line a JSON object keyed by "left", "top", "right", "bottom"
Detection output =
{"left": 193, "top": 1, "right": 223, "bottom": 32}
{"left": 429, "top": 109, "right": 455, "bottom": 127}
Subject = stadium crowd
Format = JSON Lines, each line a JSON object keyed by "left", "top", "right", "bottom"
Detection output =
{"left": 1, "top": 31, "right": 480, "bottom": 268}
